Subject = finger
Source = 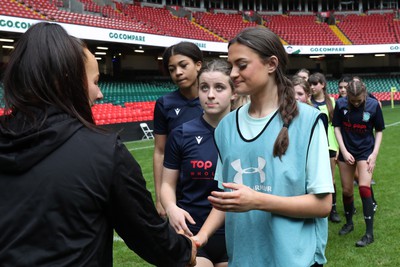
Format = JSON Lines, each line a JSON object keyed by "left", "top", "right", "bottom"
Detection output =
{"left": 222, "top": 182, "right": 239, "bottom": 191}
{"left": 184, "top": 213, "right": 196, "bottom": 225}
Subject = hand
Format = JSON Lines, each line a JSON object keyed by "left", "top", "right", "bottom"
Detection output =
{"left": 367, "top": 153, "right": 377, "bottom": 173}
{"left": 156, "top": 201, "right": 167, "bottom": 220}
{"left": 342, "top": 151, "right": 355, "bottom": 165}
{"left": 166, "top": 205, "right": 195, "bottom": 236}
{"left": 208, "top": 183, "right": 258, "bottom": 212}
{"left": 178, "top": 230, "right": 197, "bottom": 267}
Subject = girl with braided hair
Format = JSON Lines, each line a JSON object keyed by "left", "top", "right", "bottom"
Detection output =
{"left": 193, "top": 27, "right": 334, "bottom": 267}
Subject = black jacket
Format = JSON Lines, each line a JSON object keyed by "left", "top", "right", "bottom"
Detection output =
{"left": 0, "top": 108, "right": 192, "bottom": 266}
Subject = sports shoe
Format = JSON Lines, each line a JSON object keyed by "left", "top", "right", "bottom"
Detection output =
{"left": 356, "top": 234, "right": 374, "bottom": 247}
{"left": 339, "top": 223, "right": 354, "bottom": 235}
{"left": 329, "top": 210, "right": 341, "bottom": 223}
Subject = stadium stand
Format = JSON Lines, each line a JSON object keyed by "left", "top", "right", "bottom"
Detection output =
{"left": 1, "top": 0, "right": 400, "bottom": 127}
{"left": 192, "top": 11, "right": 258, "bottom": 41}
{"left": 263, "top": 14, "right": 343, "bottom": 45}
{"left": 336, "top": 13, "right": 399, "bottom": 44}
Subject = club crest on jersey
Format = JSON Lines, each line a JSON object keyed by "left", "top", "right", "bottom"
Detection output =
{"left": 362, "top": 112, "right": 370, "bottom": 122}
{"left": 174, "top": 108, "right": 181, "bottom": 115}
{"left": 343, "top": 109, "right": 348, "bottom": 115}
{"left": 195, "top": 136, "right": 203, "bottom": 144}
{"left": 231, "top": 157, "right": 266, "bottom": 184}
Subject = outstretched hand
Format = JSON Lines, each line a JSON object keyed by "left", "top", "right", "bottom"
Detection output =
{"left": 208, "top": 183, "right": 258, "bottom": 212}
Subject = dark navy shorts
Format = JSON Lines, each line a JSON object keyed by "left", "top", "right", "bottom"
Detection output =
{"left": 329, "top": 149, "right": 337, "bottom": 158}
{"left": 196, "top": 234, "right": 228, "bottom": 264}
{"left": 338, "top": 147, "right": 373, "bottom": 162}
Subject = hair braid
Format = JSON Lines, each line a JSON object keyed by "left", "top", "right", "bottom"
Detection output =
{"left": 273, "top": 75, "right": 299, "bottom": 159}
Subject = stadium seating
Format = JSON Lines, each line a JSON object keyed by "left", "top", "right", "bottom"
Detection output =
{"left": 264, "top": 15, "right": 343, "bottom": 45}
{"left": 193, "top": 12, "right": 258, "bottom": 41}
{"left": 336, "top": 13, "right": 399, "bottom": 45}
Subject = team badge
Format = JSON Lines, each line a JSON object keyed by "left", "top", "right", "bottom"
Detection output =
{"left": 362, "top": 112, "right": 370, "bottom": 122}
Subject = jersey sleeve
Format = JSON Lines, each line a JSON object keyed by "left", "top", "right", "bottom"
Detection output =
{"left": 163, "top": 126, "right": 183, "bottom": 170}
{"left": 306, "top": 118, "right": 335, "bottom": 195}
{"left": 332, "top": 101, "right": 342, "bottom": 127}
{"left": 374, "top": 103, "right": 385, "bottom": 131}
{"left": 153, "top": 98, "right": 168, "bottom": 135}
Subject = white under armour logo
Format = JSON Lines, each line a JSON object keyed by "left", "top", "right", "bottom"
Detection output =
{"left": 231, "top": 157, "right": 266, "bottom": 184}
{"left": 195, "top": 136, "right": 203, "bottom": 144}
{"left": 174, "top": 108, "right": 181, "bottom": 115}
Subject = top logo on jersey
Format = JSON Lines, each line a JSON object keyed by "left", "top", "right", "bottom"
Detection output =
{"left": 195, "top": 136, "right": 203, "bottom": 144}
{"left": 174, "top": 108, "right": 181, "bottom": 115}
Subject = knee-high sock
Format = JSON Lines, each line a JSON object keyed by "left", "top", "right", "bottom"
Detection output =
{"left": 342, "top": 194, "right": 354, "bottom": 225}
{"left": 359, "top": 186, "right": 374, "bottom": 236}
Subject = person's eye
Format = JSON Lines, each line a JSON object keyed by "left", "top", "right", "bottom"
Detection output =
{"left": 238, "top": 63, "right": 247, "bottom": 70}
{"left": 200, "top": 85, "right": 209, "bottom": 92}
{"left": 215, "top": 85, "right": 226, "bottom": 91}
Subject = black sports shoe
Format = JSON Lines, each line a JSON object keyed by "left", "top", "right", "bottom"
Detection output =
{"left": 356, "top": 234, "right": 374, "bottom": 247}
{"left": 329, "top": 210, "right": 341, "bottom": 223}
{"left": 339, "top": 223, "right": 354, "bottom": 235}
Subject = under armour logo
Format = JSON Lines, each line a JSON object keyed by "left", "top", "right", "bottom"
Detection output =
{"left": 231, "top": 157, "right": 266, "bottom": 184}
{"left": 195, "top": 136, "right": 203, "bottom": 144}
{"left": 174, "top": 108, "right": 181, "bottom": 115}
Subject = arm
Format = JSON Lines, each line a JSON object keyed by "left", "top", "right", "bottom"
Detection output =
{"left": 208, "top": 183, "right": 331, "bottom": 218}
{"left": 153, "top": 133, "right": 167, "bottom": 217}
{"left": 112, "top": 140, "right": 195, "bottom": 267}
{"left": 334, "top": 126, "right": 355, "bottom": 165}
{"left": 367, "top": 131, "right": 383, "bottom": 173}
{"left": 193, "top": 208, "right": 225, "bottom": 248}
{"left": 161, "top": 167, "right": 195, "bottom": 236}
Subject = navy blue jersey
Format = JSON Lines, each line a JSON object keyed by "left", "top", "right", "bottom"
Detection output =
{"left": 164, "top": 116, "right": 224, "bottom": 235}
{"left": 333, "top": 96, "right": 385, "bottom": 155}
{"left": 153, "top": 90, "right": 203, "bottom": 135}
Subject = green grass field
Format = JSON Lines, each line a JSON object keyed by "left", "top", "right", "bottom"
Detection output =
{"left": 115, "top": 105, "right": 400, "bottom": 267}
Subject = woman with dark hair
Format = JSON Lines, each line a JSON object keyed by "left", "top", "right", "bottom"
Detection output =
{"left": 0, "top": 22, "right": 196, "bottom": 267}
{"left": 309, "top": 72, "right": 341, "bottom": 223}
{"left": 153, "top": 41, "right": 204, "bottom": 218}
{"left": 193, "top": 27, "right": 333, "bottom": 267}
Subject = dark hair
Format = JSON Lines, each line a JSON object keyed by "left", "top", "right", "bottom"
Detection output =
{"left": 229, "top": 27, "right": 298, "bottom": 159}
{"left": 309, "top": 72, "right": 334, "bottom": 122}
{"left": 338, "top": 75, "right": 352, "bottom": 85}
{"left": 198, "top": 59, "right": 234, "bottom": 90}
{"left": 162, "top": 41, "right": 203, "bottom": 74}
{"left": 1, "top": 22, "right": 95, "bottom": 129}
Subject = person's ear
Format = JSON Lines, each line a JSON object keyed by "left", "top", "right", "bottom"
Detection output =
{"left": 265, "top": 56, "right": 278, "bottom": 74}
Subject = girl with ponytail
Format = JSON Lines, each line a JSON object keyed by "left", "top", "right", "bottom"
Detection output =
{"left": 193, "top": 27, "right": 334, "bottom": 267}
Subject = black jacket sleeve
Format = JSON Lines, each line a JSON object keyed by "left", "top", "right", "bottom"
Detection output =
{"left": 109, "top": 139, "right": 192, "bottom": 267}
